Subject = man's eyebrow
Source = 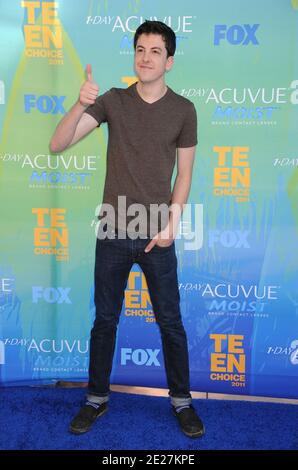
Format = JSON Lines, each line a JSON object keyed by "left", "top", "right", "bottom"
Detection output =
{"left": 136, "top": 45, "right": 163, "bottom": 51}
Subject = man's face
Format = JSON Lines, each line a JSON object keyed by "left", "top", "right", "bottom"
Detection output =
{"left": 134, "top": 33, "right": 174, "bottom": 84}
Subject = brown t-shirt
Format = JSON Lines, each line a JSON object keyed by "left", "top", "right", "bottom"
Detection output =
{"left": 85, "top": 82, "right": 197, "bottom": 236}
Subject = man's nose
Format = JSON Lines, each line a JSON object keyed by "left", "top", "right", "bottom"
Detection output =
{"left": 143, "top": 51, "right": 150, "bottom": 62}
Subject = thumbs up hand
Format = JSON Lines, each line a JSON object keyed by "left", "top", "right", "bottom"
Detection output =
{"left": 79, "top": 64, "right": 99, "bottom": 107}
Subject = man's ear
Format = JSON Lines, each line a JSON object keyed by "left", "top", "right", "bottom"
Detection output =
{"left": 166, "top": 56, "right": 174, "bottom": 72}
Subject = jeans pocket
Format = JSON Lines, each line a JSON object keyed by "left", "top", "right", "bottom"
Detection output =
{"left": 153, "top": 242, "right": 174, "bottom": 251}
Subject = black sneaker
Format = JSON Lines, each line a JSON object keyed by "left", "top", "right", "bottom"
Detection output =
{"left": 69, "top": 402, "right": 108, "bottom": 434}
{"left": 173, "top": 405, "right": 205, "bottom": 438}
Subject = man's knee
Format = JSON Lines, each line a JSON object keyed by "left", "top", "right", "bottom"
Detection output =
{"left": 91, "top": 315, "right": 119, "bottom": 335}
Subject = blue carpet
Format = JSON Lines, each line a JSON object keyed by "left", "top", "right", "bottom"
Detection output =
{"left": 0, "top": 387, "right": 297, "bottom": 450}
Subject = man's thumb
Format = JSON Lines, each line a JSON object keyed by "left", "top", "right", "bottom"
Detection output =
{"left": 86, "top": 63, "right": 93, "bottom": 81}
{"left": 144, "top": 236, "right": 158, "bottom": 253}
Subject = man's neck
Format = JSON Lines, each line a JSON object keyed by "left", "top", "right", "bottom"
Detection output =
{"left": 136, "top": 80, "right": 168, "bottom": 104}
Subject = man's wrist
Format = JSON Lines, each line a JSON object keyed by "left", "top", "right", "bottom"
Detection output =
{"left": 162, "top": 224, "right": 175, "bottom": 241}
{"left": 76, "top": 98, "right": 89, "bottom": 110}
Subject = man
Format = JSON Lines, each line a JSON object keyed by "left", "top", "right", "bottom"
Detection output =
{"left": 50, "top": 20, "right": 204, "bottom": 438}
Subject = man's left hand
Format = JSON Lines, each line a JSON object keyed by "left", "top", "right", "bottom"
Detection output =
{"left": 144, "top": 229, "right": 174, "bottom": 253}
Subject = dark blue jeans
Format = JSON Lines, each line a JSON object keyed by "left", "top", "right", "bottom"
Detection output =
{"left": 88, "top": 233, "right": 191, "bottom": 402}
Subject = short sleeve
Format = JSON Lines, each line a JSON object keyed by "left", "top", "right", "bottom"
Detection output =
{"left": 176, "top": 103, "right": 198, "bottom": 148}
{"left": 84, "top": 91, "right": 109, "bottom": 126}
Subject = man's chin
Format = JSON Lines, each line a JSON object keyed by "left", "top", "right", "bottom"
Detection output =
{"left": 136, "top": 76, "right": 159, "bottom": 85}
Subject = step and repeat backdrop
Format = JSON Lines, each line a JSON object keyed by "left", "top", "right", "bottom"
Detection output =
{"left": 1, "top": 0, "right": 298, "bottom": 398}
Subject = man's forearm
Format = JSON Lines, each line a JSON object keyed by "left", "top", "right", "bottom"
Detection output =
{"left": 49, "top": 100, "right": 86, "bottom": 153}
{"left": 169, "top": 173, "right": 192, "bottom": 238}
